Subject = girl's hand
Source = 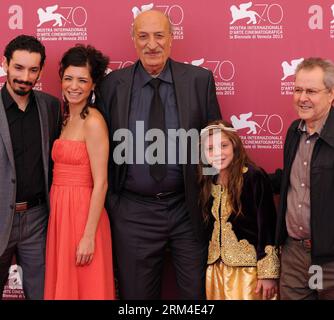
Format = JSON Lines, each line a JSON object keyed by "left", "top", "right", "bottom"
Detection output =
{"left": 255, "top": 279, "right": 278, "bottom": 300}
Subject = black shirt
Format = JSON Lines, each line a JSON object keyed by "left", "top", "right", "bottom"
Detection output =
{"left": 125, "top": 60, "right": 184, "bottom": 194}
{"left": 1, "top": 84, "right": 45, "bottom": 202}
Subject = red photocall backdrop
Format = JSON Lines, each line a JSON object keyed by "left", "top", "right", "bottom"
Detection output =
{"left": 0, "top": 0, "right": 333, "bottom": 299}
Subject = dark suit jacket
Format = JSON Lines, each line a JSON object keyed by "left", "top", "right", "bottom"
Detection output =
{"left": 98, "top": 59, "right": 222, "bottom": 241}
{"left": 275, "top": 108, "right": 334, "bottom": 264}
{"left": 0, "top": 89, "right": 61, "bottom": 256}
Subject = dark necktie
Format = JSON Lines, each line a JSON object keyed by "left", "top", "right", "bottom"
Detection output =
{"left": 148, "top": 78, "right": 167, "bottom": 182}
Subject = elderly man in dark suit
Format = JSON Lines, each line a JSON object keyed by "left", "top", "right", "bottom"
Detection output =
{"left": 99, "top": 10, "right": 221, "bottom": 299}
{"left": 0, "top": 35, "right": 61, "bottom": 299}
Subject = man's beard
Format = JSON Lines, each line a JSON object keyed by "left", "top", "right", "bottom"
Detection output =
{"left": 12, "top": 79, "right": 34, "bottom": 96}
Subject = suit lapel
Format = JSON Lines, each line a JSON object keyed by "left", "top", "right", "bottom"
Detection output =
{"left": 116, "top": 63, "right": 136, "bottom": 188}
{"left": 35, "top": 91, "right": 50, "bottom": 196}
{"left": 116, "top": 63, "right": 137, "bottom": 130}
{"left": 169, "top": 60, "right": 190, "bottom": 183}
{"left": 0, "top": 97, "right": 15, "bottom": 169}
{"left": 170, "top": 59, "right": 189, "bottom": 130}
{"left": 116, "top": 82, "right": 131, "bottom": 130}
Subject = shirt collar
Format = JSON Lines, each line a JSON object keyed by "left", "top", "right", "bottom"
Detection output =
{"left": 297, "top": 112, "right": 329, "bottom": 137}
{"left": 1, "top": 82, "right": 35, "bottom": 111}
{"left": 137, "top": 59, "right": 173, "bottom": 87}
{"left": 1, "top": 83, "right": 15, "bottom": 110}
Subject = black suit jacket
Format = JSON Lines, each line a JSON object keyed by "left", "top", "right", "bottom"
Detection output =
{"left": 275, "top": 108, "right": 334, "bottom": 264}
{"left": 98, "top": 59, "right": 221, "bottom": 241}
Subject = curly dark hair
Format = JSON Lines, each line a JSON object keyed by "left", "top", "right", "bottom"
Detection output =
{"left": 59, "top": 44, "right": 109, "bottom": 125}
{"left": 4, "top": 34, "right": 46, "bottom": 68}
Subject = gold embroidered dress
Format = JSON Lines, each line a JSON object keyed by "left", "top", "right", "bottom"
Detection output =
{"left": 206, "top": 166, "right": 279, "bottom": 300}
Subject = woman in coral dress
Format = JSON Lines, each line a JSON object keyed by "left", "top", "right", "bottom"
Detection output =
{"left": 44, "top": 44, "right": 115, "bottom": 299}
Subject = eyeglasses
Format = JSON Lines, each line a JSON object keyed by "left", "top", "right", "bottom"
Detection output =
{"left": 293, "top": 87, "right": 329, "bottom": 96}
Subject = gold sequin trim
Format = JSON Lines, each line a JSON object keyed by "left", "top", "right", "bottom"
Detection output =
{"left": 220, "top": 222, "right": 257, "bottom": 266}
{"left": 208, "top": 173, "right": 280, "bottom": 278}
{"left": 207, "top": 184, "right": 224, "bottom": 264}
{"left": 257, "top": 245, "right": 280, "bottom": 279}
{"left": 208, "top": 182, "right": 257, "bottom": 266}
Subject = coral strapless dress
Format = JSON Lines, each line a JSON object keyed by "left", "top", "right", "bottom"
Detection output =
{"left": 44, "top": 139, "right": 115, "bottom": 300}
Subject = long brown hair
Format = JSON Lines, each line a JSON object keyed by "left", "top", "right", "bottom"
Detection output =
{"left": 198, "top": 120, "right": 256, "bottom": 223}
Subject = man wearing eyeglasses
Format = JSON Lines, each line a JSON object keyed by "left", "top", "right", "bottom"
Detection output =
{"left": 275, "top": 57, "right": 334, "bottom": 299}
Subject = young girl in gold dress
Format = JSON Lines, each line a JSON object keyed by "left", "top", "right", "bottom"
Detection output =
{"left": 199, "top": 120, "right": 279, "bottom": 300}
